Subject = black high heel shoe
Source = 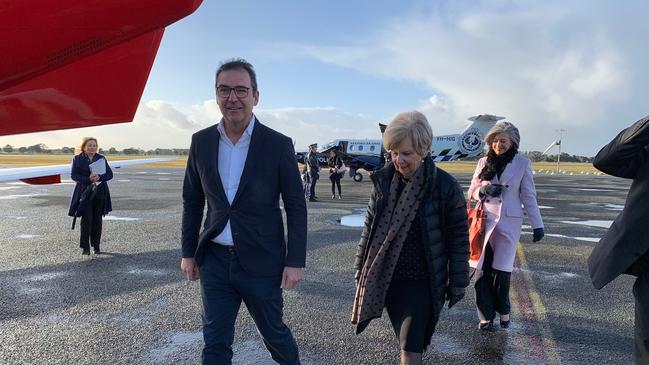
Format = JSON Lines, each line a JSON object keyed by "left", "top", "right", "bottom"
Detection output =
{"left": 500, "top": 319, "right": 510, "bottom": 328}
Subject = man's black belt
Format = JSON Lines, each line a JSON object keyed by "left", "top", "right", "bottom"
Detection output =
{"left": 214, "top": 243, "right": 235, "bottom": 253}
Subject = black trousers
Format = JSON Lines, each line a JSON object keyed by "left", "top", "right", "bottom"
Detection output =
{"left": 329, "top": 174, "right": 341, "bottom": 196}
{"left": 308, "top": 172, "right": 318, "bottom": 199}
{"left": 475, "top": 243, "right": 511, "bottom": 321}
{"left": 79, "top": 197, "right": 104, "bottom": 250}
{"left": 634, "top": 270, "right": 649, "bottom": 364}
{"left": 198, "top": 245, "right": 300, "bottom": 365}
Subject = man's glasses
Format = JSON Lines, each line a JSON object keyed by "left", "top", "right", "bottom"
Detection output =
{"left": 216, "top": 85, "right": 250, "bottom": 99}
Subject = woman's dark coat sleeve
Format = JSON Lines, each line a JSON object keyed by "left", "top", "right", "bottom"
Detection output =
{"left": 443, "top": 180, "right": 470, "bottom": 290}
{"left": 71, "top": 155, "right": 90, "bottom": 184}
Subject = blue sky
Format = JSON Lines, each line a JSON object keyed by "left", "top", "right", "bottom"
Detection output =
{"left": 3, "top": 0, "right": 649, "bottom": 156}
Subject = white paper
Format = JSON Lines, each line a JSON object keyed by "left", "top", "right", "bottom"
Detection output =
{"left": 89, "top": 158, "right": 106, "bottom": 175}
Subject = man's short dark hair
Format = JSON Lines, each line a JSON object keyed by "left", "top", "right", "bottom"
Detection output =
{"left": 215, "top": 58, "right": 258, "bottom": 91}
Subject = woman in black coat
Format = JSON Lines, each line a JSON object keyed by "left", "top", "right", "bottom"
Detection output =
{"left": 328, "top": 149, "right": 344, "bottom": 199}
{"left": 351, "top": 111, "right": 469, "bottom": 365}
{"left": 68, "top": 137, "right": 113, "bottom": 256}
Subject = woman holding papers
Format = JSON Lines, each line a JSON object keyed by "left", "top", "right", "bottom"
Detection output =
{"left": 68, "top": 137, "right": 113, "bottom": 256}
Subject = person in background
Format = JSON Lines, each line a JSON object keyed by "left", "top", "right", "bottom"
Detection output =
{"left": 181, "top": 58, "right": 306, "bottom": 365}
{"left": 300, "top": 162, "right": 310, "bottom": 200}
{"left": 589, "top": 115, "right": 649, "bottom": 363}
{"left": 328, "top": 148, "right": 343, "bottom": 199}
{"left": 468, "top": 121, "right": 544, "bottom": 331}
{"left": 68, "top": 137, "right": 113, "bottom": 256}
{"left": 352, "top": 111, "right": 469, "bottom": 365}
{"left": 384, "top": 150, "right": 392, "bottom": 167}
{"left": 305, "top": 143, "right": 319, "bottom": 202}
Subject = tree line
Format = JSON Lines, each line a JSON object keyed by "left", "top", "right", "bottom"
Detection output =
{"left": 453, "top": 150, "right": 593, "bottom": 163}
{"left": 2, "top": 143, "right": 593, "bottom": 162}
{"left": 1, "top": 144, "right": 188, "bottom": 156}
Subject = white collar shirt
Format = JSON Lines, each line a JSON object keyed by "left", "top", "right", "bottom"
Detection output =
{"left": 211, "top": 115, "right": 256, "bottom": 246}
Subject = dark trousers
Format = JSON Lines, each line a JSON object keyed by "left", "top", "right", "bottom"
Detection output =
{"left": 308, "top": 173, "right": 318, "bottom": 199}
{"left": 475, "top": 243, "right": 511, "bottom": 321}
{"left": 329, "top": 175, "right": 341, "bottom": 196}
{"left": 79, "top": 197, "right": 104, "bottom": 250}
{"left": 634, "top": 270, "right": 649, "bottom": 364}
{"left": 198, "top": 245, "right": 300, "bottom": 365}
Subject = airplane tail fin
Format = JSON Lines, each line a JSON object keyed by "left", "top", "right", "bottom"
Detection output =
{"left": 463, "top": 114, "right": 504, "bottom": 137}
{"left": 451, "top": 114, "right": 505, "bottom": 158}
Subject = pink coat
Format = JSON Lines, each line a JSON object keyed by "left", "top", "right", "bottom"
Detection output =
{"left": 468, "top": 155, "right": 543, "bottom": 272}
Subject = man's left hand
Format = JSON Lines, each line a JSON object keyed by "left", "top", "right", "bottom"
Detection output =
{"left": 281, "top": 266, "right": 304, "bottom": 289}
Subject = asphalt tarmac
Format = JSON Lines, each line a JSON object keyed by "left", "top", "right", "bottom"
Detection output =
{"left": 0, "top": 166, "right": 636, "bottom": 364}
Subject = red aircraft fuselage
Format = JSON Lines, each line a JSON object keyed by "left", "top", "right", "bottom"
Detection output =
{"left": 0, "top": 0, "right": 202, "bottom": 136}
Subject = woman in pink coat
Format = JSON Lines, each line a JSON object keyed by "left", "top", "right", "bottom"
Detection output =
{"left": 468, "top": 121, "right": 544, "bottom": 330}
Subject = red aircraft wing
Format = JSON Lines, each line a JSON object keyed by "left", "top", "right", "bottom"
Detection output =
{"left": 0, "top": 0, "right": 202, "bottom": 136}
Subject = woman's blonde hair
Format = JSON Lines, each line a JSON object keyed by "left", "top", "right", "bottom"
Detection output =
{"left": 382, "top": 111, "right": 433, "bottom": 156}
{"left": 76, "top": 137, "right": 98, "bottom": 155}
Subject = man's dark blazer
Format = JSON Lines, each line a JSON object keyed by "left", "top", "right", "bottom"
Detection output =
{"left": 181, "top": 118, "right": 307, "bottom": 276}
{"left": 589, "top": 115, "right": 649, "bottom": 289}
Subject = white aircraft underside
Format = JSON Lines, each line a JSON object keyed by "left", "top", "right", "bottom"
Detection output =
{"left": 0, "top": 157, "right": 177, "bottom": 183}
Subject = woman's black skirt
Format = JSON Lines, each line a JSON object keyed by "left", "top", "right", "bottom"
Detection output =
{"left": 385, "top": 279, "right": 437, "bottom": 352}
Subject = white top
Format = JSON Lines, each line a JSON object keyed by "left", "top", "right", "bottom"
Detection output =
{"left": 211, "top": 115, "right": 256, "bottom": 246}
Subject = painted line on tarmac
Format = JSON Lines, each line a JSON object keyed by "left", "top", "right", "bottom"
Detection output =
{"left": 513, "top": 244, "right": 562, "bottom": 364}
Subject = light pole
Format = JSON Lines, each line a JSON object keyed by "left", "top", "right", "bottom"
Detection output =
{"left": 556, "top": 129, "right": 566, "bottom": 173}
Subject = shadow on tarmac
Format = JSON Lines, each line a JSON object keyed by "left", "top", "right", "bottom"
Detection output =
{"left": 0, "top": 249, "right": 182, "bottom": 321}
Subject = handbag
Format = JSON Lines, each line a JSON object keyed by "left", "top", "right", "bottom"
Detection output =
{"left": 467, "top": 198, "right": 486, "bottom": 261}
{"left": 337, "top": 161, "right": 346, "bottom": 175}
{"left": 71, "top": 183, "right": 98, "bottom": 229}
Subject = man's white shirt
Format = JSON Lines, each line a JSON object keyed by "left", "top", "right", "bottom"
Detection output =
{"left": 211, "top": 116, "right": 256, "bottom": 246}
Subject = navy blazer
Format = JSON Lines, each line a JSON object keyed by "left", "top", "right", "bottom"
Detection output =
{"left": 589, "top": 115, "right": 649, "bottom": 289}
{"left": 181, "top": 119, "right": 307, "bottom": 276}
{"left": 68, "top": 153, "right": 113, "bottom": 217}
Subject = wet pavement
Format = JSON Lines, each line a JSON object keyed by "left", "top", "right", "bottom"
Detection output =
{"left": 0, "top": 167, "right": 636, "bottom": 364}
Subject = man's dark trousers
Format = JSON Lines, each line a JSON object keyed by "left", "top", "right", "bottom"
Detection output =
{"left": 634, "top": 269, "right": 649, "bottom": 364}
{"left": 308, "top": 172, "right": 318, "bottom": 200}
{"left": 199, "top": 244, "right": 300, "bottom": 365}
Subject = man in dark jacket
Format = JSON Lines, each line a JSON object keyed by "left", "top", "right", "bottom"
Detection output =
{"left": 589, "top": 115, "right": 649, "bottom": 364}
{"left": 305, "top": 143, "right": 319, "bottom": 201}
{"left": 181, "top": 59, "right": 307, "bottom": 365}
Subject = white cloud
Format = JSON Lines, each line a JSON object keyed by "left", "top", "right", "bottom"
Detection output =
{"left": 256, "top": 107, "right": 378, "bottom": 151}
{"left": 0, "top": 102, "right": 381, "bottom": 151}
{"left": 0, "top": 101, "right": 216, "bottom": 151}
{"left": 288, "top": 1, "right": 648, "bottom": 155}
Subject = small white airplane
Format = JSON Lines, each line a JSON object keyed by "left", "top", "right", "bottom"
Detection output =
{"left": 318, "top": 114, "right": 504, "bottom": 181}
{"left": 0, "top": 157, "right": 178, "bottom": 184}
